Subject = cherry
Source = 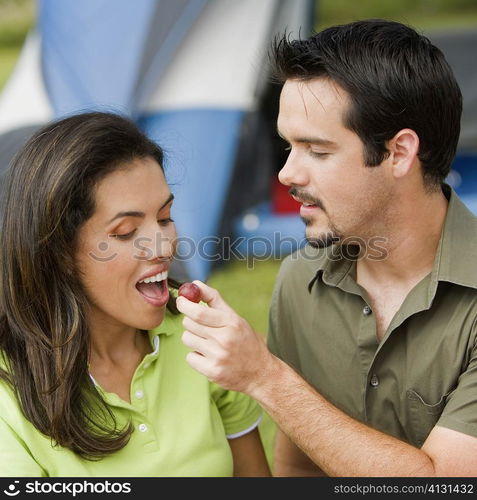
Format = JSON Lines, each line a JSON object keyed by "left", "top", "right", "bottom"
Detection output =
{"left": 178, "top": 282, "right": 201, "bottom": 303}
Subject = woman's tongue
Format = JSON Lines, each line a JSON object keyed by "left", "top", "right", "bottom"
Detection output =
{"left": 136, "top": 281, "right": 164, "bottom": 299}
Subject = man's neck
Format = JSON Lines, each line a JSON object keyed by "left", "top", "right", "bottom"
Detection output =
{"left": 357, "top": 188, "right": 449, "bottom": 287}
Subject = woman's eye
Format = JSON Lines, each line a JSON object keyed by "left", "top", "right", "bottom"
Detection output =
{"left": 110, "top": 229, "right": 137, "bottom": 240}
{"left": 158, "top": 217, "right": 174, "bottom": 227}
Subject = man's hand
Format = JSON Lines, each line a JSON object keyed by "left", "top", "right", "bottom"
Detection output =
{"left": 176, "top": 280, "right": 277, "bottom": 395}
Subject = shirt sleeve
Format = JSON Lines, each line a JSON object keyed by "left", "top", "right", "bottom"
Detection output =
{"left": 436, "top": 325, "right": 477, "bottom": 438}
{"left": 210, "top": 383, "right": 263, "bottom": 438}
{"left": 265, "top": 259, "right": 282, "bottom": 361}
{"left": 0, "top": 415, "right": 46, "bottom": 477}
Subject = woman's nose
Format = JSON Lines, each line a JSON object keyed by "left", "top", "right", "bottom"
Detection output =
{"left": 135, "top": 224, "right": 176, "bottom": 262}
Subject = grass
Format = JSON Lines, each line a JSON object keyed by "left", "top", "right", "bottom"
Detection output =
{"left": 208, "top": 258, "right": 283, "bottom": 467}
{"left": 208, "top": 258, "right": 282, "bottom": 335}
{"left": 0, "top": 0, "right": 35, "bottom": 90}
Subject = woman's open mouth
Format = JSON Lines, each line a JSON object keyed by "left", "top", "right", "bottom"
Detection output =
{"left": 135, "top": 270, "right": 169, "bottom": 307}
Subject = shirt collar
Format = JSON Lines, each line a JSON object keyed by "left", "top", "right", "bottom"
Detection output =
{"left": 149, "top": 310, "right": 179, "bottom": 337}
{"left": 433, "top": 185, "right": 477, "bottom": 289}
{"left": 307, "top": 185, "right": 477, "bottom": 292}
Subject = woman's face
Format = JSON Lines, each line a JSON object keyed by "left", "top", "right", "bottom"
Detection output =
{"left": 75, "top": 156, "right": 176, "bottom": 333}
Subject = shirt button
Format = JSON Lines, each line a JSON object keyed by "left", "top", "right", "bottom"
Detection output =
{"left": 135, "top": 390, "right": 144, "bottom": 399}
{"left": 143, "top": 362, "right": 150, "bottom": 369}
{"left": 138, "top": 423, "right": 148, "bottom": 433}
{"left": 370, "top": 374, "right": 379, "bottom": 388}
{"left": 363, "top": 305, "right": 372, "bottom": 316}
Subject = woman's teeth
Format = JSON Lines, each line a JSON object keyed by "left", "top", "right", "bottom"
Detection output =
{"left": 138, "top": 270, "right": 168, "bottom": 284}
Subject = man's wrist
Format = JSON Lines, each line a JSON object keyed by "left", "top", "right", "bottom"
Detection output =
{"left": 247, "top": 351, "right": 289, "bottom": 403}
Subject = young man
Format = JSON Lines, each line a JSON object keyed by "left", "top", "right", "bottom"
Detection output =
{"left": 177, "top": 20, "right": 477, "bottom": 476}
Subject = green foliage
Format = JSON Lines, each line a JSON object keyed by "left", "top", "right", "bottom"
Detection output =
{"left": 316, "top": 0, "right": 477, "bottom": 30}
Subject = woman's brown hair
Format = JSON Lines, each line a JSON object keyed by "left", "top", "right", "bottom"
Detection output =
{"left": 0, "top": 111, "right": 178, "bottom": 459}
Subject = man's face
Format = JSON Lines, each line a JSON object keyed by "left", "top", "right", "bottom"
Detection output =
{"left": 277, "top": 78, "right": 393, "bottom": 247}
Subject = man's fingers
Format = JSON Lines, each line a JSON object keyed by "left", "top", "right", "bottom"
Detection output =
{"left": 182, "top": 330, "right": 208, "bottom": 353}
{"left": 176, "top": 295, "right": 228, "bottom": 327}
{"left": 182, "top": 316, "right": 213, "bottom": 338}
{"left": 185, "top": 350, "right": 217, "bottom": 380}
{"left": 182, "top": 330, "right": 223, "bottom": 358}
{"left": 191, "top": 280, "right": 235, "bottom": 314}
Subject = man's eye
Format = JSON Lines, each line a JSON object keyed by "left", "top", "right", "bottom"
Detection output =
{"left": 110, "top": 229, "right": 137, "bottom": 240}
{"left": 158, "top": 217, "right": 174, "bottom": 227}
{"left": 310, "top": 151, "right": 329, "bottom": 158}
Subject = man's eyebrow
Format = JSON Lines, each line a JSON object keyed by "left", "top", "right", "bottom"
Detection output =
{"left": 107, "top": 193, "right": 174, "bottom": 224}
{"left": 277, "top": 128, "right": 336, "bottom": 147}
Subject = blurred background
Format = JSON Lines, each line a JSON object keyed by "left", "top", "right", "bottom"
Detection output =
{"left": 1, "top": 0, "right": 476, "bottom": 467}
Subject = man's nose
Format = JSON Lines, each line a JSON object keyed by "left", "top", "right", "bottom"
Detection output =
{"left": 278, "top": 151, "right": 309, "bottom": 187}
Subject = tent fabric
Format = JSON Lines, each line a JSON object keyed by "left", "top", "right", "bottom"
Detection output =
{"left": 39, "top": 0, "right": 207, "bottom": 116}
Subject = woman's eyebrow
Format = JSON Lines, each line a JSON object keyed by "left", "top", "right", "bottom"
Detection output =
{"left": 106, "top": 193, "right": 174, "bottom": 224}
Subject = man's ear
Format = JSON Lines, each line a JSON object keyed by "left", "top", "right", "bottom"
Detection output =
{"left": 387, "top": 128, "right": 420, "bottom": 179}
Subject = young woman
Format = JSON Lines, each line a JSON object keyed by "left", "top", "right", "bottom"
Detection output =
{"left": 0, "top": 112, "right": 270, "bottom": 477}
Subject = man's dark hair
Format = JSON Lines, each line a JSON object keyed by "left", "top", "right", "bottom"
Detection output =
{"left": 272, "top": 19, "right": 463, "bottom": 189}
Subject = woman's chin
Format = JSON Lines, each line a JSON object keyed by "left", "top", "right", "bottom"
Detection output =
{"left": 135, "top": 307, "right": 167, "bottom": 331}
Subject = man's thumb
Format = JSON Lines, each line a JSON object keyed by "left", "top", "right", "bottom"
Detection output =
{"left": 192, "top": 280, "right": 234, "bottom": 313}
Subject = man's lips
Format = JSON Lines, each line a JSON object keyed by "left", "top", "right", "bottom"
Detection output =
{"left": 300, "top": 203, "right": 321, "bottom": 217}
{"left": 289, "top": 194, "right": 323, "bottom": 214}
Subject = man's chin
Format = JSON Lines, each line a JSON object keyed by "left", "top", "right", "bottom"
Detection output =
{"left": 305, "top": 229, "right": 339, "bottom": 248}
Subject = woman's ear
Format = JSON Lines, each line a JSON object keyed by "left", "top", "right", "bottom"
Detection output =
{"left": 387, "top": 128, "right": 420, "bottom": 180}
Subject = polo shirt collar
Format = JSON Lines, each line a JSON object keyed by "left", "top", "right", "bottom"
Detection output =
{"left": 150, "top": 308, "right": 179, "bottom": 337}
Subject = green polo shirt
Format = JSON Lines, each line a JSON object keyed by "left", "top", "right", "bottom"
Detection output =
{"left": 0, "top": 311, "right": 262, "bottom": 477}
{"left": 268, "top": 186, "right": 477, "bottom": 448}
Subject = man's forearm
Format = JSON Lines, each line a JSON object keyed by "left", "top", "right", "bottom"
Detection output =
{"left": 251, "top": 355, "right": 437, "bottom": 477}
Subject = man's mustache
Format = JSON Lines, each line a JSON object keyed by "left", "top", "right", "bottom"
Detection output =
{"left": 289, "top": 187, "right": 325, "bottom": 212}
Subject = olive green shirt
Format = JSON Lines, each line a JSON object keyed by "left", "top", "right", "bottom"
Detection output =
{"left": 267, "top": 187, "right": 477, "bottom": 447}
